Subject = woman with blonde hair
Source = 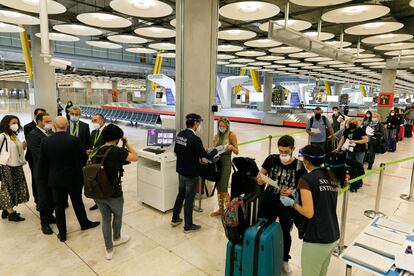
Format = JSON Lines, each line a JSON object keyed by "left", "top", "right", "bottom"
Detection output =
{"left": 210, "top": 117, "right": 239, "bottom": 217}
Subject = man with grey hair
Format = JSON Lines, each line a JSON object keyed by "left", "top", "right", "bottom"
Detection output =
{"left": 68, "top": 106, "right": 91, "bottom": 160}
{"left": 38, "top": 116, "right": 100, "bottom": 242}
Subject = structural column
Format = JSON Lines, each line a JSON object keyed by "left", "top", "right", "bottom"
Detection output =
{"left": 30, "top": 26, "right": 57, "bottom": 117}
{"left": 85, "top": 81, "right": 92, "bottom": 105}
{"left": 378, "top": 69, "right": 396, "bottom": 120}
{"left": 145, "top": 77, "right": 154, "bottom": 105}
{"left": 261, "top": 72, "right": 272, "bottom": 112}
{"left": 175, "top": 0, "right": 218, "bottom": 146}
{"left": 333, "top": 83, "right": 344, "bottom": 96}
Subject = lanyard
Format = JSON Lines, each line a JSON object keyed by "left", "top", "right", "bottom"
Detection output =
{"left": 88, "top": 144, "right": 113, "bottom": 159}
{"left": 93, "top": 130, "right": 101, "bottom": 146}
{"left": 71, "top": 123, "right": 78, "bottom": 136}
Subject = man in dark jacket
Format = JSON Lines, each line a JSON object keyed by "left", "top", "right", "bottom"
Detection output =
{"left": 171, "top": 113, "right": 220, "bottom": 233}
{"left": 27, "top": 113, "right": 55, "bottom": 235}
{"left": 37, "top": 116, "right": 99, "bottom": 242}
{"left": 67, "top": 106, "right": 91, "bottom": 164}
{"left": 24, "top": 107, "right": 46, "bottom": 210}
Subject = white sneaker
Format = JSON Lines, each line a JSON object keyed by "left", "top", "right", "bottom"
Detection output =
{"left": 282, "top": 261, "right": 292, "bottom": 274}
{"left": 105, "top": 249, "right": 114, "bottom": 260}
{"left": 113, "top": 235, "right": 130, "bottom": 247}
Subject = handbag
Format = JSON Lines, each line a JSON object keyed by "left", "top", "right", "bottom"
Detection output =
{"left": 199, "top": 156, "right": 221, "bottom": 182}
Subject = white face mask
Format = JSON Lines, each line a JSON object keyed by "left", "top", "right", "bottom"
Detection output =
{"left": 10, "top": 123, "right": 19, "bottom": 132}
{"left": 219, "top": 127, "right": 227, "bottom": 134}
{"left": 44, "top": 123, "right": 53, "bottom": 131}
{"left": 70, "top": 115, "right": 80, "bottom": 122}
{"left": 279, "top": 153, "right": 292, "bottom": 164}
{"left": 92, "top": 123, "right": 100, "bottom": 130}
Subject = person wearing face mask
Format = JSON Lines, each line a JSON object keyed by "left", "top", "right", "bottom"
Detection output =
{"left": 26, "top": 113, "right": 56, "bottom": 234}
{"left": 23, "top": 107, "right": 46, "bottom": 211}
{"left": 362, "top": 110, "right": 373, "bottom": 129}
{"left": 306, "top": 107, "right": 334, "bottom": 154}
{"left": 279, "top": 145, "right": 339, "bottom": 276}
{"left": 68, "top": 106, "right": 91, "bottom": 164}
{"left": 256, "top": 135, "right": 306, "bottom": 274}
{"left": 57, "top": 98, "right": 64, "bottom": 116}
{"left": 335, "top": 118, "right": 368, "bottom": 191}
{"left": 386, "top": 110, "right": 399, "bottom": 152}
{"left": 171, "top": 113, "right": 217, "bottom": 233}
{"left": 88, "top": 113, "right": 107, "bottom": 211}
{"left": 65, "top": 100, "right": 73, "bottom": 121}
{"left": 331, "top": 106, "right": 345, "bottom": 133}
{"left": 365, "top": 113, "right": 384, "bottom": 170}
{"left": 210, "top": 117, "right": 239, "bottom": 217}
{"left": 0, "top": 115, "right": 29, "bottom": 222}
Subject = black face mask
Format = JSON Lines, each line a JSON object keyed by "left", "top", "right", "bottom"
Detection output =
{"left": 315, "top": 113, "right": 322, "bottom": 120}
{"left": 349, "top": 123, "right": 357, "bottom": 130}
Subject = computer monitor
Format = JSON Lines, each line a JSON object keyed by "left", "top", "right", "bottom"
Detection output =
{"left": 147, "top": 129, "right": 176, "bottom": 148}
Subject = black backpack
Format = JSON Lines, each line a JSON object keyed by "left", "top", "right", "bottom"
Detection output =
{"left": 83, "top": 146, "right": 115, "bottom": 200}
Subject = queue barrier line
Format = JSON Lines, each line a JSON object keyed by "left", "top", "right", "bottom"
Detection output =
{"left": 237, "top": 130, "right": 306, "bottom": 146}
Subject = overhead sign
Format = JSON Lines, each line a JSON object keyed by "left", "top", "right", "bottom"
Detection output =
{"left": 165, "top": 88, "right": 175, "bottom": 105}
{"left": 290, "top": 92, "right": 300, "bottom": 106}
{"left": 378, "top": 92, "right": 394, "bottom": 107}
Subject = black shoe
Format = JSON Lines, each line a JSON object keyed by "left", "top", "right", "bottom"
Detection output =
{"left": 184, "top": 224, "right": 202, "bottom": 233}
{"left": 48, "top": 216, "right": 56, "bottom": 224}
{"left": 89, "top": 204, "right": 98, "bottom": 211}
{"left": 57, "top": 233, "right": 67, "bottom": 242}
{"left": 1, "top": 210, "right": 8, "bottom": 219}
{"left": 41, "top": 225, "right": 53, "bottom": 235}
{"left": 171, "top": 218, "right": 183, "bottom": 227}
{"left": 8, "top": 211, "right": 25, "bottom": 222}
{"left": 81, "top": 221, "right": 100, "bottom": 231}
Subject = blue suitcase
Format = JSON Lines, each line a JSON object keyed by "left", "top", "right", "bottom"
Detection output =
{"left": 225, "top": 242, "right": 243, "bottom": 276}
{"left": 241, "top": 218, "right": 284, "bottom": 276}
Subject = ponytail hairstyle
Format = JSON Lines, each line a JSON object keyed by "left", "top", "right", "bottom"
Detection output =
{"left": 299, "top": 145, "right": 338, "bottom": 187}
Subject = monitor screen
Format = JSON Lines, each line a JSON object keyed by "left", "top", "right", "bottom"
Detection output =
{"left": 147, "top": 129, "right": 176, "bottom": 147}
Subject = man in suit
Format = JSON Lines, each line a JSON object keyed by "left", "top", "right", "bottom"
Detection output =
{"left": 27, "top": 113, "right": 55, "bottom": 235}
{"left": 24, "top": 107, "right": 46, "bottom": 210}
{"left": 88, "top": 113, "right": 106, "bottom": 211}
{"left": 67, "top": 106, "right": 91, "bottom": 161}
{"left": 38, "top": 116, "right": 100, "bottom": 242}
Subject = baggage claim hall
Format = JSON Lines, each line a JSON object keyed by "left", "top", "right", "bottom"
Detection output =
{"left": 0, "top": 0, "right": 414, "bottom": 275}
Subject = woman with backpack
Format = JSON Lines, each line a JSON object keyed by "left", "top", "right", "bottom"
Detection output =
{"left": 279, "top": 145, "right": 339, "bottom": 276}
{"left": 365, "top": 112, "right": 384, "bottom": 170}
{"left": 386, "top": 110, "right": 400, "bottom": 152}
{"left": 210, "top": 117, "right": 239, "bottom": 217}
{"left": 0, "top": 115, "right": 29, "bottom": 222}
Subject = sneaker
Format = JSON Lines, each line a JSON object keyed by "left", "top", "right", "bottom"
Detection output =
{"left": 282, "top": 261, "right": 292, "bottom": 274}
{"left": 184, "top": 224, "right": 201, "bottom": 233}
{"left": 171, "top": 218, "right": 183, "bottom": 227}
{"left": 113, "top": 235, "right": 130, "bottom": 247}
{"left": 8, "top": 211, "right": 25, "bottom": 222}
{"left": 105, "top": 249, "right": 114, "bottom": 260}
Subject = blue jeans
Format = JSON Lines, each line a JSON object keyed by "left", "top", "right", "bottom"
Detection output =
{"left": 172, "top": 174, "right": 199, "bottom": 228}
{"left": 95, "top": 196, "right": 124, "bottom": 250}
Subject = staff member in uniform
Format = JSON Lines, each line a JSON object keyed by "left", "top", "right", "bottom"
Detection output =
{"left": 280, "top": 145, "right": 339, "bottom": 276}
{"left": 27, "top": 113, "right": 55, "bottom": 235}
{"left": 171, "top": 113, "right": 219, "bottom": 233}
{"left": 88, "top": 113, "right": 106, "bottom": 211}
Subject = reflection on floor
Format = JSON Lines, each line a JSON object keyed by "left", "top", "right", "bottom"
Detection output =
{"left": 1, "top": 99, "right": 413, "bottom": 276}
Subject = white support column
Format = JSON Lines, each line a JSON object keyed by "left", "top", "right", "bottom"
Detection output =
{"left": 175, "top": 0, "right": 218, "bottom": 146}
{"left": 262, "top": 72, "right": 272, "bottom": 112}
{"left": 378, "top": 69, "right": 397, "bottom": 120}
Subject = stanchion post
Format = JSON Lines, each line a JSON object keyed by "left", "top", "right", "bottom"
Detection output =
{"left": 333, "top": 185, "right": 349, "bottom": 257}
{"left": 193, "top": 179, "right": 204, "bottom": 212}
{"left": 364, "top": 163, "right": 386, "bottom": 218}
{"left": 400, "top": 160, "right": 414, "bottom": 202}
{"left": 345, "top": 264, "right": 352, "bottom": 276}
{"left": 268, "top": 135, "right": 272, "bottom": 155}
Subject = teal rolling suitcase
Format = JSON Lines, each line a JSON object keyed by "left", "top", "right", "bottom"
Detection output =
{"left": 225, "top": 242, "right": 243, "bottom": 276}
{"left": 241, "top": 218, "right": 284, "bottom": 276}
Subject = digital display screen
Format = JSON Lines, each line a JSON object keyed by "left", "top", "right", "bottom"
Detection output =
{"left": 147, "top": 129, "right": 176, "bottom": 147}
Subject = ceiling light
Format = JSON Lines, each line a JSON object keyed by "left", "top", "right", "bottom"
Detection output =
{"left": 343, "top": 6, "right": 367, "bottom": 15}
{"left": 95, "top": 14, "right": 117, "bottom": 21}
{"left": 363, "top": 22, "right": 384, "bottom": 29}
{"left": 239, "top": 2, "right": 260, "bottom": 13}
{"left": 150, "top": 27, "right": 164, "bottom": 33}
{"left": 130, "top": 0, "right": 153, "bottom": 9}
{"left": 228, "top": 30, "right": 242, "bottom": 35}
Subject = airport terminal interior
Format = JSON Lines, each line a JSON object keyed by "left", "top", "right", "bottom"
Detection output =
{"left": 0, "top": 0, "right": 414, "bottom": 275}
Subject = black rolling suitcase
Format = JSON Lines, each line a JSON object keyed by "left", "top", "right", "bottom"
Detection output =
{"left": 325, "top": 150, "right": 346, "bottom": 187}
{"left": 345, "top": 159, "right": 364, "bottom": 192}
{"left": 230, "top": 157, "right": 264, "bottom": 199}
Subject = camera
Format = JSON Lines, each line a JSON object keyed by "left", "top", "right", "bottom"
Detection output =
{"left": 49, "top": 58, "right": 73, "bottom": 70}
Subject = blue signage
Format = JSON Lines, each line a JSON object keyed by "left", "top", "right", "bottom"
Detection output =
{"left": 165, "top": 88, "right": 175, "bottom": 105}
{"left": 290, "top": 92, "right": 300, "bottom": 106}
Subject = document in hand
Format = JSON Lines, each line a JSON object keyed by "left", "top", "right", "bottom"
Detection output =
{"left": 310, "top": 128, "right": 321, "bottom": 134}
{"left": 366, "top": 126, "right": 374, "bottom": 136}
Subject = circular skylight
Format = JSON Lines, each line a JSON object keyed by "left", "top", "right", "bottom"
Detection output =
{"left": 244, "top": 39, "right": 282, "bottom": 48}
{"left": 321, "top": 5, "right": 390, "bottom": 23}
{"left": 0, "top": 22, "right": 24, "bottom": 33}
{"left": 110, "top": 0, "right": 173, "bottom": 18}
{"left": 243, "top": 66, "right": 262, "bottom": 70}
{"left": 355, "top": 58, "right": 384, "bottom": 63}
{"left": 125, "top": 47, "right": 157, "bottom": 54}
{"left": 259, "top": 19, "right": 312, "bottom": 32}
{"left": 86, "top": 41, "right": 122, "bottom": 49}
{"left": 265, "top": 64, "right": 286, "bottom": 69}
{"left": 343, "top": 48, "right": 365, "bottom": 54}
{"left": 134, "top": 26, "right": 175, "bottom": 38}
{"left": 217, "top": 54, "right": 235, "bottom": 60}
{"left": 235, "top": 50, "right": 266, "bottom": 57}
{"left": 305, "top": 57, "right": 332, "bottom": 62}
{"left": 107, "top": 35, "right": 147, "bottom": 44}
{"left": 257, "top": 55, "right": 284, "bottom": 61}
{"left": 219, "top": 1, "right": 280, "bottom": 21}
{"left": 230, "top": 58, "right": 255, "bottom": 63}
{"left": 225, "top": 64, "right": 246, "bottom": 68}
{"left": 270, "top": 46, "right": 302, "bottom": 54}
{"left": 303, "top": 31, "right": 335, "bottom": 41}
{"left": 218, "top": 45, "right": 244, "bottom": 52}
{"left": 53, "top": 24, "right": 102, "bottom": 36}
{"left": 362, "top": 33, "right": 413, "bottom": 44}
{"left": 0, "top": 0, "right": 66, "bottom": 14}
{"left": 250, "top": 62, "right": 271, "bottom": 66}
{"left": 218, "top": 29, "right": 256, "bottom": 40}
{"left": 274, "top": 59, "right": 301, "bottom": 64}
{"left": 289, "top": 52, "right": 319, "bottom": 58}
{"left": 149, "top": 42, "right": 175, "bottom": 50}
{"left": 384, "top": 50, "right": 414, "bottom": 56}
{"left": 325, "top": 40, "right": 352, "bottom": 48}
{"left": 375, "top": 43, "right": 414, "bottom": 51}
{"left": 345, "top": 21, "right": 404, "bottom": 35}
{"left": 77, "top": 13, "right": 131, "bottom": 28}
{"left": 217, "top": 61, "right": 229, "bottom": 65}
{"left": 289, "top": 0, "right": 351, "bottom": 7}
{"left": 35, "top": 32, "right": 79, "bottom": 42}
{"left": 0, "top": 9, "right": 39, "bottom": 25}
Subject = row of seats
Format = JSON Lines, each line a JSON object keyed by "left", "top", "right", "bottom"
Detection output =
{"left": 79, "top": 106, "right": 160, "bottom": 127}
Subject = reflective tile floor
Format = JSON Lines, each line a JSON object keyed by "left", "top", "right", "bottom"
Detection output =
{"left": 0, "top": 98, "right": 413, "bottom": 276}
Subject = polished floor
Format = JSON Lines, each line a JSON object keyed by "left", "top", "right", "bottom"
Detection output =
{"left": 1, "top": 98, "right": 413, "bottom": 276}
